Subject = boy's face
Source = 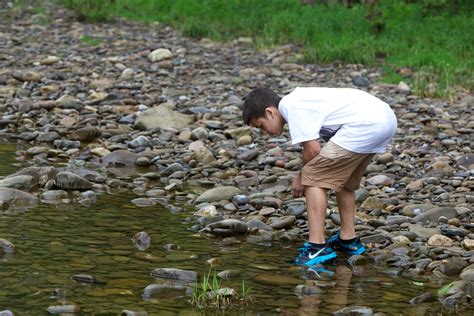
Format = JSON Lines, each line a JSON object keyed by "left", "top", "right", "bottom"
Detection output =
{"left": 249, "top": 107, "right": 284, "bottom": 136}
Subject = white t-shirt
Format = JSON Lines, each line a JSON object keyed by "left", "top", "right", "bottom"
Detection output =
{"left": 278, "top": 87, "right": 397, "bottom": 153}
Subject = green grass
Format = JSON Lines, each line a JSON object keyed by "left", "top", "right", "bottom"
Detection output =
{"left": 57, "top": 0, "right": 472, "bottom": 98}
{"left": 191, "top": 269, "right": 252, "bottom": 310}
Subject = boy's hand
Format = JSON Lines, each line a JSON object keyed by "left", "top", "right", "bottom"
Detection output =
{"left": 292, "top": 173, "right": 305, "bottom": 197}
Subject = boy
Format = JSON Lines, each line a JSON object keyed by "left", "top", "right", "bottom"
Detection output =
{"left": 242, "top": 87, "right": 397, "bottom": 266}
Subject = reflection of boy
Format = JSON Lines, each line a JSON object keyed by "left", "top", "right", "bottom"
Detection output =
{"left": 243, "top": 87, "right": 397, "bottom": 266}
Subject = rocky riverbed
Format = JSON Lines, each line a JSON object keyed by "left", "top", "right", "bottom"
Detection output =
{"left": 0, "top": 2, "right": 473, "bottom": 314}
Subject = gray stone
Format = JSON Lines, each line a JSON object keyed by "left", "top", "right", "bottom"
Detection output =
{"left": 352, "top": 76, "right": 370, "bottom": 87}
{"left": 195, "top": 186, "right": 242, "bottom": 203}
{"left": 142, "top": 284, "right": 192, "bottom": 300}
{"left": 55, "top": 172, "right": 93, "bottom": 190}
{"left": 128, "top": 135, "right": 152, "bottom": 149}
{"left": 334, "top": 305, "right": 373, "bottom": 315}
{"left": 295, "top": 284, "right": 321, "bottom": 296}
{"left": 0, "top": 175, "right": 36, "bottom": 191}
{"left": 270, "top": 215, "right": 296, "bottom": 230}
{"left": 135, "top": 104, "right": 193, "bottom": 130}
{"left": 69, "top": 126, "right": 101, "bottom": 142}
{"left": 46, "top": 304, "right": 80, "bottom": 314}
{"left": 150, "top": 268, "right": 197, "bottom": 281}
{"left": 0, "top": 238, "right": 15, "bottom": 254}
{"left": 204, "top": 219, "right": 248, "bottom": 236}
{"left": 0, "top": 187, "right": 39, "bottom": 207}
{"left": 103, "top": 150, "right": 138, "bottom": 167}
{"left": 413, "top": 207, "right": 458, "bottom": 223}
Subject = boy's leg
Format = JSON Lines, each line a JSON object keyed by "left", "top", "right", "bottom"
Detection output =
{"left": 335, "top": 187, "right": 356, "bottom": 240}
{"left": 305, "top": 186, "right": 328, "bottom": 244}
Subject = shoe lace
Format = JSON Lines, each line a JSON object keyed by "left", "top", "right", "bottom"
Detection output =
{"left": 297, "top": 242, "right": 312, "bottom": 255}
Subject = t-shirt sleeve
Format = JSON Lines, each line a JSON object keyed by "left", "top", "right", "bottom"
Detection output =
{"left": 286, "top": 107, "right": 325, "bottom": 145}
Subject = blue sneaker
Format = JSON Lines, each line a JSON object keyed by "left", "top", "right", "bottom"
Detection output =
{"left": 327, "top": 232, "right": 365, "bottom": 255}
{"left": 295, "top": 242, "right": 337, "bottom": 266}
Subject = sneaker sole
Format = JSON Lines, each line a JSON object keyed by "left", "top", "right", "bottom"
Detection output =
{"left": 304, "top": 252, "right": 337, "bottom": 266}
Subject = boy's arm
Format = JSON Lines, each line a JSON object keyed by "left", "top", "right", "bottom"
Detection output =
{"left": 302, "top": 140, "right": 321, "bottom": 163}
{"left": 292, "top": 140, "right": 321, "bottom": 197}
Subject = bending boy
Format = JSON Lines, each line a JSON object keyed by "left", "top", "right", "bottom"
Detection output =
{"left": 243, "top": 87, "right": 397, "bottom": 266}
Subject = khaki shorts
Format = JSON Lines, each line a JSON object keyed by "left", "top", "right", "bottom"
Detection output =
{"left": 301, "top": 141, "right": 374, "bottom": 192}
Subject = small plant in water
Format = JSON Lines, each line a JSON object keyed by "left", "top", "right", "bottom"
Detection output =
{"left": 191, "top": 270, "right": 253, "bottom": 309}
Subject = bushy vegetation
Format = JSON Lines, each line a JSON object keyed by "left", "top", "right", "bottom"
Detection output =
{"left": 59, "top": 0, "right": 472, "bottom": 98}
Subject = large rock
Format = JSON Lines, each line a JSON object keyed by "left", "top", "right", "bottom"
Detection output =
{"left": 203, "top": 219, "right": 248, "bottom": 236}
{"left": 8, "top": 166, "right": 57, "bottom": 182}
{"left": 103, "top": 150, "right": 138, "bottom": 168}
{"left": 69, "top": 126, "right": 101, "bottom": 142}
{"left": 135, "top": 104, "right": 193, "bottom": 130}
{"left": 0, "top": 187, "right": 39, "bottom": 207}
{"left": 148, "top": 48, "right": 172, "bottom": 62}
{"left": 413, "top": 207, "right": 458, "bottom": 223}
{"left": 55, "top": 172, "right": 93, "bottom": 190}
{"left": 195, "top": 186, "right": 242, "bottom": 203}
{"left": 0, "top": 175, "right": 36, "bottom": 191}
{"left": 150, "top": 268, "right": 197, "bottom": 281}
{"left": 0, "top": 238, "right": 15, "bottom": 254}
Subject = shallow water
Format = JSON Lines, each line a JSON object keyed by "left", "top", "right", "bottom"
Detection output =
{"left": 0, "top": 143, "right": 458, "bottom": 315}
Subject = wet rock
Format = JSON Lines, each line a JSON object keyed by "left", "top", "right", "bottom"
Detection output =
{"left": 135, "top": 104, "right": 193, "bottom": 130}
{"left": 46, "top": 304, "right": 80, "bottom": 314}
{"left": 254, "top": 274, "right": 301, "bottom": 286}
{"left": 68, "top": 168, "right": 106, "bottom": 183}
{"left": 295, "top": 284, "right": 321, "bottom": 296}
{"left": 438, "top": 257, "right": 469, "bottom": 276}
{"left": 41, "top": 190, "right": 68, "bottom": 201}
{"left": 0, "top": 311, "right": 14, "bottom": 316}
{"left": 142, "top": 284, "right": 192, "bottom": 300}
{"left": 103, "top": 150, "right": 138, "bottom": 167}
{"left": 195, "top": 186, "right": 242, "bottom": 203}
{"left": 0, "top": 175, "right": 36, "bottom": 191}
{"left": 0, "top": 187, "right": 39, "bottom": 207}
{"left": 204, "top": 219, "right": 248, "bottom": 236}
{"left": 217, "top": 269, "right": 242, "bottom": 279}
{"left": 333, "top": 305, "right": 373, "bottom": 316}
{"left": 347, "top": 255, "right": 368, "bottom": 267}
{"left": 55, "top": 172, "right": 93, "bottom": 190}
{"left": 71, "top": 274, "right": 99, "bottom": 284}
{"left": 132, "top": 231, "right": 151, "bottom": 251}
{"left": 150, "top": 268, "right": 197, "bottom": 282}
{"left": 409, "top": 292, "right": 436, "bottom": 305}
{"left": 0, "top": 238, "right": 15, "bottom": 254}
{"left": 121, "top": 310, "right": 148, "bottom": 316}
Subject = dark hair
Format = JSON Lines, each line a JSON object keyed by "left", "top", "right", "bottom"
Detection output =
{"left": 242, "top": 88, "right": 282, "bottom": 125}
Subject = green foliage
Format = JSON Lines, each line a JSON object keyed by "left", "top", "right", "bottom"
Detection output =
{"left": 80, "top": 34, "right": 102, "bottom": 46}
{"left": 56, "top": 0, "right": 472, "bottom": 98}
{"left": 191, "top": 270, "right": 252, "bottom": 310}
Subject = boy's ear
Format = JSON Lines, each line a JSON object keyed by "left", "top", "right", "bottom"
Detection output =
{"left": 264, "top": 107, "right": 276, "bottom": 117}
